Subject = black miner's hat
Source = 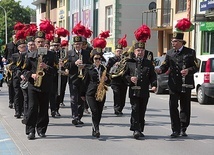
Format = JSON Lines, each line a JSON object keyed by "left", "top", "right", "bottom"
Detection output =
{"left": 35, "top": 31, "right": 45, "bottom": 39}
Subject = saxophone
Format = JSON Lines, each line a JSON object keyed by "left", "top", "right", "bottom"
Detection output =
{"left": 95, "top": 67, "right": 108, "bottom": 102}
{"left": 34, "top": 47, "right": 47, "bottom": 87}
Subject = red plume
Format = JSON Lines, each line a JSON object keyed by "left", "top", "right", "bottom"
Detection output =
{"left": 175, "top": 18, "right": 194, "bottom": 32}
{"left": 14, "top": 22, "right": 25, "bottom": 31}
{"left": 24, "top": 23, "right": 37, "bottom": 37}
{"left": 45, "top": 32, "right": 54, "bottom": 42}
{"left": 99, "top": 30, "right": 110, "bottom": 39}
{"left": 134, "top": 24, "right": 151, "bottom": 43}
{"left": 39, "top": 19, "right": 55, "bottom": 34}
{"left": 61, "top": 40, "right": 69, "bottom": 47}
{"left": 84, "top": 27, "right": 93, "bottom": 38}
{"left": 55, "top": 27, "right": 69, "bottom": 37}
{"left": 72, "top": 21, "right": 86, "bottom": 36}
{"left": 15, "top": 30, "right": 26, "bottom": 40}
{"left": 92, "top": 37, "right": 107, "bottom": 49}
{"left": 118, "top": 34, "right": 127, "bottom": 48}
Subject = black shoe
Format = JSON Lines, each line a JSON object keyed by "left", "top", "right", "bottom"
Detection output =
{"left": 170, "top": 132, "right": 180, "bottom": 138}
{"left": 133, "top": 131, "right": 141, "bottom": 139}
{"left": 21, "top": 119, "right": 27, "bottom": 124}
{"left": 27, "top": 133, "right": 35, "bottom": 140}
{"left": 84, "top": 109, "right": 90, "bottom": 114}
{"left": 55, "top": 111, "right": 61, "bottom": 116}
{"left": 93, "top": 131, "right": 100, "bottom": 138}
{"left": 140, "top": 132, "right": 145, "bottom": 137}
{"left": 72, "top": 119, "right": 78, "bottom": 125}
{"left": 181, "top": 131, "right": 188, "bottom": 137}
{"left": 9, "top": 103, "right": 13, "bottom": 109}
{"left": 51, "top": 111, "right": 56, "bottom": 117}
{"left": 77, "top": 120, "right": 84, "bottom": 125}
{"left": 60, "top": 103, "right": 65, "bottom": 107}
{"left": 38, "top": 133, "right": 46, "bottom": 138}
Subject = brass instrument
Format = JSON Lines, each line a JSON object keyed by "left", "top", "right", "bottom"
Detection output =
{"left": 34, "top": 47, "right": 47, "bottom": 87}
{"left": 58, "top": 48, "right": 68, "bottom": 95}
{"left": 78, "top": 52, "right": 84, "bottom": 78}
{"left": 95, "top": 67, "right": 108, "bottom": 102}
{"left": 4, "top": 63, "right": 13, "bottom": 83}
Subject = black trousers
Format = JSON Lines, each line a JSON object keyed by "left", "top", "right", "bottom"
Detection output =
{"left": 111, "top": 84, "right": 127, "bottom": 112}
{"left": 21, "top": 88, "right": 28, "bottom": 120}
{"left": 169, "top": 89, "right": 191, "bottom": 133}
{"left": 86, "top": 95, "right": 105, "bottom": 131}
{"left": 49, "top": 77, "right": 57, "bottom": 112}
{"left": 8, "top": 80, "right": 14, "bottom": 104}
{"left": 69, "top": 83, "right": 84, "bottom": 120}
{"left": 130, "top": 97, "right": 149, "bottom": 132}
{"left": 26, "top": 87, "right": 49, "bottom": 135}
{"left": 56, "top": 75, "right": 68, "bottom": 111}
{"left": 13, "top": 78, "right": 23, "bottom": 115}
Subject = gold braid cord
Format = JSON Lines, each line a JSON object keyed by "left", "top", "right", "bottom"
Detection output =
{"left": 95, "top": 68, "right": 108, "bottom": 102}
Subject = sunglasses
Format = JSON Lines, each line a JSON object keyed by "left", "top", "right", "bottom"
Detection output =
{"left": 94, "top": 57, "right": 101, "bottom": 60}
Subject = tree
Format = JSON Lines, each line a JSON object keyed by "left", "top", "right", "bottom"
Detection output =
{"left": 0, "top": 0, "right": 36, "bottom": 45}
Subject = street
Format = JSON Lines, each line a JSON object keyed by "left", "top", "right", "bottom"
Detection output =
{"left": 0, "top": 84, "right": 214, "bottom": 155}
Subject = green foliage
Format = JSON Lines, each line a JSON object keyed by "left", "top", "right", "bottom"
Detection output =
{"left": 0, "top": 0, "right": 36, "bottom": 46}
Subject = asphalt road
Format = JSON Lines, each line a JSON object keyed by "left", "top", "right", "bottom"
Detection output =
{"left": 0, "top": 84, "right": 214, "bottom": 155}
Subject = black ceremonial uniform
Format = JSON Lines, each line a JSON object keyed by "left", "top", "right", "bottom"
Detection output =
{"left": 23, "top": 50, "right": 57, "bottom": 135}
{"left": 159, "top": 46, "right": 198, "bottom": 134}
{"left": 106, "top": 56, "right": 127, "bottom": 114}
{"left": 10, "top": 52, "right": 27, "bottom": 118}
{"left": 66, "top": 48, "right": 91, "bottom": 123}
{"left": 81, "top": 64, "right": 110, "bottom": 134}
{"left": 4, "top": 42, "right": 18, "bottom": 108}
{"left": 124, "top": 58, "right": 157, "bottom": 133}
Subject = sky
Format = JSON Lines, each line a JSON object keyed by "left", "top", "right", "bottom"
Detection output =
{"left": 15, "top": 0, "right": 36, "bottom": 9}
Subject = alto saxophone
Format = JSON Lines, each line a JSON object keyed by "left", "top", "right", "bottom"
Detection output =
{"left": 95, "top": 67, "right": 108, "bottom": 102}
{"left": 34, "top": 47, "right": 47, "bottom": 87}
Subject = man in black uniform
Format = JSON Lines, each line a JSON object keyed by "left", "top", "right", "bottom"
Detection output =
{"left": 106, "top": 37, "right": 128, "bottom": 116}
{"left": 2, "top": 34, "right": 18, "bottom": 108}
{"left": 156, "top": 32, "right": 198, "bottom": 138}
{"left": 10, "top": 39, "right": 27, "bottom": 118}
{"left": 124, "top": 42, "right": 157, "bottom": 139}
{"left": 66, "top": 35, "right": 91, "bottom": 126}
{"left": 23, "top": 31, "right": 57, "bottom": 140}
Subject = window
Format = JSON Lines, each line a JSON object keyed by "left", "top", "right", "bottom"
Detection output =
{"left": 163, "top": 0, "right": 171, "bottom": 25}
{"left": 59, "top": 0, "right": 65, "bottom": 7}
{"left": 41, "top": 3, "right": 46, "bottom": 13}
{"left": 106, "top": 5, "right": 113, "bottom": 34}
{"left": 59, "top": 20, "right": 65, "bottom": 27}
{"left": 51, "top": 0, "right": 57, "bottom": 10}
{"left": 201, "top": 31, "right": 214, "bottom": 54}
{"left": 176, "top": 0, "right": 187, "bottom": 12}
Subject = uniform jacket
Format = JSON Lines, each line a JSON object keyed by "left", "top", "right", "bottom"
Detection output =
{"left": 159, "top": 46, "right": 198, "bottom": 93}
{"left": 81, "top": 64, "right": 110, "bottom": 96}
{"left": 124, "top": 58, "right": 157, "bottom": 98}
{"left": 23, "top": 50, "right": 57, "bottom": 92}
{"left": 4, "top": 42, "right": 18, "bottom": 62}
{"left": 65, "top": 49, "right": 91, "bottom": 86}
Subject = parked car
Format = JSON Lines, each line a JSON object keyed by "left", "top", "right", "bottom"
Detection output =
{"left": 192, "top": 55, "right": 214, "bottom": 104}
{"left": 103, "top": 51, "right": 115, "bottom": 65}
{"left": 154, "top": 56, "right": 169, "bottom": 94}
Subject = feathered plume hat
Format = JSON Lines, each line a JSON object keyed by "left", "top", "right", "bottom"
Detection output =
{"left": 14, "top": 22, "right": 27, "bottom": 46}
{"left": 35, "top": 19, "right": 55, "bottom": 39}
{"left": 72, "top": 21, "right": 86, "bottom": 43}
{"left": 82, "top": 27, "right": 93, "bottom": 45}
{"left": 90, "top": 30, "right": 110, "bottom": 60}
{"left": 115, "top": 34, "right": 127, "bottom": 50}
{"left": 53, "top": 27, "right": 70, "bottom": 45}
{"left": 134, "top": 24, "right": 151, "bottom": 49}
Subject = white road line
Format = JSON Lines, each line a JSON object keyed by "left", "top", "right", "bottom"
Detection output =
{"left": 0, "top": 138, "right": 11, "bottom": 142}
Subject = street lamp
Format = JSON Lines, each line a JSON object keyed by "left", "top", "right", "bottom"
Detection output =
{"left": 0, "top": 5, "right": 7, "bottom": 44}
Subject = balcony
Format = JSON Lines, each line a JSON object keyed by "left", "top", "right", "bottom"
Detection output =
{"left": 142, "top": 8, "right": 173, "bottom": 31}
{"left": 32, "top": 0, "right": 46, "bottom": 5}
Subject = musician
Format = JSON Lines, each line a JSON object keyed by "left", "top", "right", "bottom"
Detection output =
{"left": 156, "top": 32, "right": 198, "bottom": 138}
{"left": 106, "top": 35, "right": 128, "bottom": 115}
{"left": 10, "top": 38, "right": 27, "bottom": 118}
{"left": 2, "top": 34, "right": 18, "bottom": 109}
{"left": 23, "top": 31, "right": 57, "bottom": 140}
{"left": 124, "top": 41, "right": 157, "bottom": 139}
{"left": 81, "top": 49, "right": 110, "bottom": 138}
{"left": 49, "top": 37, "right": 61, "bottom": 117}
{"left": 66, "top": 35, "right": 91, "bottom": 126}
{"left": 21, "top": 36, "right": 36, "bottom": 124}
{"left": 82, "top": 37, "right": 93, "bottom": 114}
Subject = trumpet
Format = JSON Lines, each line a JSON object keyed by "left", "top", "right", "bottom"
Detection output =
{"left": 78, "top": 53, "right": 84, "bottom": 78}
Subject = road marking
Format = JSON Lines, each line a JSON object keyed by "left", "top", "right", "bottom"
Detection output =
{"left": 0, "top": 138, "right": 11, "bottom": 142}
